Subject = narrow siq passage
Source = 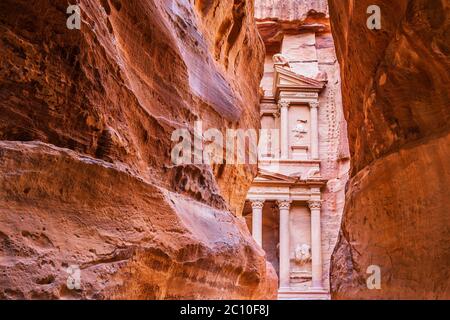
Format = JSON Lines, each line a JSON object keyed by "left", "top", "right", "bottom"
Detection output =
{"left": 242, "top": 0, "right": 349, "bottom": 300}
{"left": 0, "top": 0, "right": 448, "bottom": 300}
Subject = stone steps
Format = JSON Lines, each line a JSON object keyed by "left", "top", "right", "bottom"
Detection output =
{"left": 278, "top": 288, "right": 330, "bottom": 300}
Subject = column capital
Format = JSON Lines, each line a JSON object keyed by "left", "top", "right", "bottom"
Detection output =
{"left": 309, "top": 101, "right": 319, "bottom": 109}
{"left": 277, "top": 199, "right": 292, "bottom": 210}
{"left": 250, "top": 199, "right": 264, "bottom": 209}
{"left": 308, "top": 200, "right": 322, "bottom": 210}
{"left": 278, "top": 99, "right": 290, "bottom": 109}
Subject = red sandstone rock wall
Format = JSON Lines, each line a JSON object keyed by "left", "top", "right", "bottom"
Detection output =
{"left": 0, "top": 0, "right": 277, "bottom": 299}
{"left": 328, "top": 0, "right": 450, "bottom": 299}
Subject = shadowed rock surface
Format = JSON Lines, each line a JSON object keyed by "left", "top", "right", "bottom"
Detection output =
{"left": 0, "top": 0, "right": 277, "bottom": 299}
{"left": 329, "top": 0, "right": 450, "bottom": 299}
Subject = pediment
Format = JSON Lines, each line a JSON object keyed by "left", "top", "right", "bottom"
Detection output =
{"left": 254, "top": 169, "right": 297, "bottom": 184}
{"left": 273, "top": 65, "right": 325, "bottom": 98}
{"left": 253, "top": 168, "right": 328, "bottom": 187}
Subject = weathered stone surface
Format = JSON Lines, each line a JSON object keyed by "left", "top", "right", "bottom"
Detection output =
{"left": 255, "top": 0, "right": 330, "bottom": 53}
{"left": 0, "top": 0, "right": 277, "bottom": 299}
{"left": 256, "top": 0, "right": 329, "bottom": 21}
{"left": 329, "top": 0, "right": 450, "bottom": 299}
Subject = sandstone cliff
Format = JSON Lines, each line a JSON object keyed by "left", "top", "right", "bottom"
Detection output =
{"left": 329, "top": 0, "right": 450, "bottom": 299}
{"left": 0, "top": 0, "right": 277, "bottom": 299}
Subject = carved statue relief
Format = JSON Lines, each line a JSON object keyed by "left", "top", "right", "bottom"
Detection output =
{"left": 292, "top": 119, "right": 308, "bottom": 141}
{"left": 294, "top": 244, "right": 312, "bottom": 265}
{"left": 315, "top": 70, "right": 328, "bottom": 82}
{"left": 273, "top": 53, "right": 291, "bottom": 69}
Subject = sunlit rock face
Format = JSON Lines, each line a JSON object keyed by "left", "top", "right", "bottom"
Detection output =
{"left": 0, "top": 0, "right": 277, "bottom": 299}
{"left": 328, "top": 0, "right": 450, "bottom": 299}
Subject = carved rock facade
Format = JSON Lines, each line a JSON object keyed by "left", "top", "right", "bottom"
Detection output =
{"left": 243, "top": 0, "right": 350, "bottom": 300}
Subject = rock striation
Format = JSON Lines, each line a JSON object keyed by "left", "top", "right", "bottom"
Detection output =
{"left": 0, "top": 0, "right": 277, "bottom": 299}
{"left": 329, "top": 0, "right": 450, "bottom": 299}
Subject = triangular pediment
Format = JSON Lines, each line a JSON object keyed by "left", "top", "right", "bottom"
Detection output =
{"left": 273, "top": 65, "right": 325, "bottom": 98}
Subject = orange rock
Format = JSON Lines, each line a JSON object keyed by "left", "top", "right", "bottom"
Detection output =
{"left": 0, "top": 0, "right": 276, "bottom": 299}
{"left": 329, "top": 0, "right": 450, "bottom": 299}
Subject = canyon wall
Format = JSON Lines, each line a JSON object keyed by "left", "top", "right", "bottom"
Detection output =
{"left": 329, "top": 0, "right": 450, "bottom": 299}
{"left": 0, "top": 0, "right": 277, "bottom": 299}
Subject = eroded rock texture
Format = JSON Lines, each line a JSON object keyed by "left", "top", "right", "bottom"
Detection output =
{"left": 256, "top": 0, "right": 330, "bottom": 53}
{"left": 329, "top": 0, "right": 450, "bottom": 299}
{"left": 0, "top": 0, "right": 277, "bottom": 299}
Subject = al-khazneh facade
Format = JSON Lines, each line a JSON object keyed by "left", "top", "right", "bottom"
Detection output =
{"left": 242, "top": 0, "right": 350, "bottom": 300}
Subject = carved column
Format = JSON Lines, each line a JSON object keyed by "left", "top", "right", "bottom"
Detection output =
{"left": 308, "top": 200, "right": 323, "bottom": 289}
{"left": 310, "top": 101, "right": 319, "bottom": 159}
{"left": 250, "top": 200, "right": 264, "bottom": 246}
{"left": 278, "top": 199, "right": 292, "bottom": 289}
{"left": 278, "top": 100, "right": 290, "bottom": 159}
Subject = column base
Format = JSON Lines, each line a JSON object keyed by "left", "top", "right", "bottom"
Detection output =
{"left": 311, "top": 280, "right": 323, "bottom": 289}
{"left": 310, "top": 286, "right": 325, "bottom": 291}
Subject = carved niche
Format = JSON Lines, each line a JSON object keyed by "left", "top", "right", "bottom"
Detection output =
{"left": 292, "top": 119, "right": 308, "bottom": 141}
